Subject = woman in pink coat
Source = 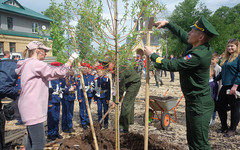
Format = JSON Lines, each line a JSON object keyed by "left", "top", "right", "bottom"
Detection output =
{"left": 15, "top": 41, "right": 78, "bottom": 150}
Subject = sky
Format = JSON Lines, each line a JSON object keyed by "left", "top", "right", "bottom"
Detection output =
{"left": 18, "top": 0, "right": 239, "bottom": 15}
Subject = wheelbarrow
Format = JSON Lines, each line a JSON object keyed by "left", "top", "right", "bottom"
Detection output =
{"left": 147, "top": 94, "right": 184, "bottom": 130}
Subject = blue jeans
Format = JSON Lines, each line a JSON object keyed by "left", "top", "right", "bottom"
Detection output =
{"left": 26, "top": 122, "right": 46, "bottom": 150}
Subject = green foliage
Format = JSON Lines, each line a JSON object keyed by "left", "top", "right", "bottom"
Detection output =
{"left": 43, "top": 0, "right": 69, "bottom": 63}
{"left": 42, "top": 0, "right": 165, "bottom": 68}
{"left": 163, "top": 0, "right": 212, "bottom": 56}
{"left": 209, "top": 4, "right": 240, "bottom": 54}
{"left": 161, "top": 0, "right": 240, "bottom": 57}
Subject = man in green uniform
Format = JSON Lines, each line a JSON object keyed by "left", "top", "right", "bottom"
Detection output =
{"left": 144, "top": 16, "right": 219, "bottom": 150}
{"left": 118, "top": 65, "right": 141, "bottom": 132}
{"left": 101, "top": 59, "right": 141, "bottom": 133}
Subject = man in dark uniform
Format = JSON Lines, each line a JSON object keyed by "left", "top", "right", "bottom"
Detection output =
{"left": 101, "top": 58, "right": 141, "bottom": 133}
{"left": 0, "top": 58, "right": 19, "bottom": 150}
{"left": 144, "top": 16, "right": 219, "bottom": 150}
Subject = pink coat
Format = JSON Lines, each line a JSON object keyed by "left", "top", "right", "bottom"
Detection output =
{"left": 15, "top": 58, "right": 70, "bottom": 126}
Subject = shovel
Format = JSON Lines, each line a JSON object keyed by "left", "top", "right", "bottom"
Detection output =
{"left": 99, "top": 92, "right": 126, "bottom": 125}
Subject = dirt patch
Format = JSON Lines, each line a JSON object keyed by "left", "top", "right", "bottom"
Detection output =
{"left": 59, "top": 123, "right": 182, "bottom": 150}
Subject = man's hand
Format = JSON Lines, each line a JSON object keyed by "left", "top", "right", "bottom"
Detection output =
{"left": 69, "top": 87, "right": 74, "bottom": 92}
{"left": 155, "top": 20, "right": 169, "bottom": 29}
{"left": 78, "top": 99, "right": 83, "bottom": 103}
{"left": 111, "top": 102, "right": 116, "bottom": 108}
{"left": 231, "top": 84, "right": 238, "bottom": 95}
{"left": 144, "top": 46, "right": 153, "bottom": 56}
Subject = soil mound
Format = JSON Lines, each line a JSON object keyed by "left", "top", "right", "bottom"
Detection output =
{"left": 59, "top": 123, "right": 182, "bottom": 150}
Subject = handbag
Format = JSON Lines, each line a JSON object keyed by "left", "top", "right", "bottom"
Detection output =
{"left": 3, "top": 103, "right": 15, "bottom": 121}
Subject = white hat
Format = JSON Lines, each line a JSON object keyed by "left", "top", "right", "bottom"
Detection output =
{"left": 26, "top": 41, "right": 51, "bottom": 51}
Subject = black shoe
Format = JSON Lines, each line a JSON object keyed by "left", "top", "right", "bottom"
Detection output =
{"left": 170, "top": 80, "right": 174, "bottom": 82}
{"left": 119, "top": 129, "right": 128, "bottom": 133}
{"left": 62, "top": 129, "right": 70, "bottom": 133}
{"left": 217, "top": 127, "right": 228, "bottom": 133}
{"left": 55, "top": 134, "right": 63, "bottom": 139}
{"left": 15, "top": 120, "right": 23, "bottom": 125}
{"left": 47, "top": 136, "right": 56, "bottom": 140}
{"left": 104, "top": 124, "right": 108, "bottom": 129}
{"left": 82, "top": 125, "right": 88, "bottom": 130}
{"left": 160, "top": 82, "right": 163, "bottom": 86}
{"left": 224, "top": 130, "right": 236, "bottom": 137}
{"left": 69, "top": 128, "right": 75, "bottom": 133}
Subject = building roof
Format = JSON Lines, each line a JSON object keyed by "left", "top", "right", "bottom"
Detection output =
{"left": 0, "top": 29, "right": 53, "bottom": 40}
{"left": 0, "top": 0, "right": 52, "bottom": 22}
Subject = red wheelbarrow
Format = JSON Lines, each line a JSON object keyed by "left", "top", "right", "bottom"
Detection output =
{"left": 147, "top": 93, "right": 184, "bottom": 130}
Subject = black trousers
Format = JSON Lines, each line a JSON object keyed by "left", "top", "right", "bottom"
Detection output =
{"left": 0, "top": 110, "right": 6, "bottom": 150}
{"left": 0, "top": 88, "right": 19, "bottom": 150}
{"left": 217, "top": 85, "right": 240, "bottom": 131}
{"left": 170, "top": 72, "right": 174, "bottom": 81}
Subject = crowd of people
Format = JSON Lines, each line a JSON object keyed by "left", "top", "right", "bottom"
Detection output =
{"left": 134, "top": 53, "right": 175, "bottom": 87}
{"left": 0, "top": 15, "right": 239, "bottom": 150}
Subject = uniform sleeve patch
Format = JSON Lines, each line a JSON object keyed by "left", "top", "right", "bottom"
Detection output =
{"left": 156, "top": 57, "right": 163, "bottom": 63}
{"left": 184, "top": 54, "right": 192, "bottom": 60}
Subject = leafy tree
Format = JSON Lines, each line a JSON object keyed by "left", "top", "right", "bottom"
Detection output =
{"left": 161, "top": 0, "right": 212, "bottom": 56}
{"left": 43, "top": 0, "right": 69, "bottom": 62}
{"left": 209, "top": 4, "right": 240, "bottom": 54}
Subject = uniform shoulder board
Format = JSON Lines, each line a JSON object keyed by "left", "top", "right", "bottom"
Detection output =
{"left": 184, "top": 54, "right": 192, "bottom": 60}
{"left": 104, "top": 76, "right": 108, "bottom": 78}
{"left": 78, "top": 75, "right": 80, "bottom": 78}
{"left": 94, "top": 77, "right": 98, "bottom": 80}
{"left": 18, "top": 76, "right": 21, "bottom": 79}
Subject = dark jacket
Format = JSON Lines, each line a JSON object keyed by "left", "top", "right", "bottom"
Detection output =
{"left": 0, "top": 59, "right": 19, "bottom": 108}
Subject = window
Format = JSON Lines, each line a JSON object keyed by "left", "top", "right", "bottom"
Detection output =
{"left": 32, "top": 23, "right": 39, "bottom": 33}
{"left": 0, "top": 42, "right": 3, "bottom": 53}
{"left": 10, "top": 42, "right": 15, "bottom": 52}
{"left": 7, "top": 17, "right": 13, "bottom": 30}
{"left": 4, "top": 0, "right": 20, "bottom": 8}
{"left": 8, "top": 0, "right": 16, "bottom": 6}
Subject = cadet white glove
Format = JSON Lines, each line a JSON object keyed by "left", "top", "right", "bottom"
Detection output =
{"left": 69, "top": 52, "right": 79, "bottom": 62}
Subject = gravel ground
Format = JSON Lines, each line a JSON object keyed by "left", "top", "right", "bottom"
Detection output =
{"left": 5, "top": 72, "right": 240, "bottom": 149}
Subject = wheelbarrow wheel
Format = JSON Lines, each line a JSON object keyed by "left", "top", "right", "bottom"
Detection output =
{"left": 161, "top": 112, "right": 170, "bottom": 130}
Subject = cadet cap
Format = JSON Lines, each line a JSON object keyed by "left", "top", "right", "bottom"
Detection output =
{"left": 51, "top": 62, "right": 63, "bottom": 66}
{"left": 81, "top": 63, "right": 89, "bottom": 67}
{"left": 95, "top": 65, "right": 104, "bottom": 70}
{"left": 99, "top": 56, "right": 111, "bottom": 63}
{"left": 99, "top": 56, "right": 112, "bottom": 68}
{"left": 26, "top": 41, "right": 52, "bottom": 51}
{"left": 190, "top": 16, "right": 219, "bottom": 37}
